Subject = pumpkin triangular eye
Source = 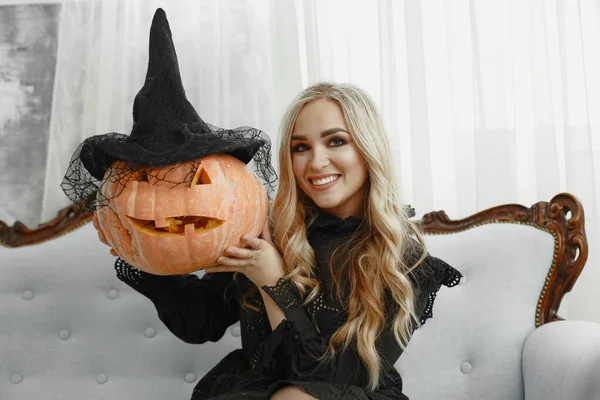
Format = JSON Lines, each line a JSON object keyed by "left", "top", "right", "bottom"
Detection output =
{"left": 191, "top": 167, "right": 212, "bottom": 185}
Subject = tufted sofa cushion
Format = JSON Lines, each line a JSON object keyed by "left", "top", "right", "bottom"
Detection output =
{"left": 398, "top": 223, "right": 554, "bottom": 400}
{"left": 0, "top": 223, "right": 241, "bottom": 400}
{"left": 1, "top": 221, "right": 554, "bottom": 399}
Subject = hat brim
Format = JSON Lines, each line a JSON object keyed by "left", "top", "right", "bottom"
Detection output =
{"left": 80, "top": 130, "right": 265, "bottom": 181}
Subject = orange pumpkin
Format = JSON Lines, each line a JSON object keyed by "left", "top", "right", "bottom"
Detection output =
{"left": 95, "top": 154, "right": 268, "bottom": 275}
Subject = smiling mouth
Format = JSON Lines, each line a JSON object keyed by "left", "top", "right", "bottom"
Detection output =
{"left": 309, "top": 175, "right": 341, "bottom": 186}
{"left": 128, "top": 216, "right": 224, "bottom": 235}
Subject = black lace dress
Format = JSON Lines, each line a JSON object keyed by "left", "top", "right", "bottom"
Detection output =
{"left": 115, "top": 211, "right": 462, "bottom": 400}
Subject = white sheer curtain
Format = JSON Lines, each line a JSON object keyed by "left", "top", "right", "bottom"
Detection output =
{"left": 41, "top": 0, "right": 303, "bottom": 217}
{"left": 37, "top": 0, "right": 600, "bottom": 322}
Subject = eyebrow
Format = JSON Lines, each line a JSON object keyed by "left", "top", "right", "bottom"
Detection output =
{"left": 291, "top": 127, "right": 350, "bottom": 141}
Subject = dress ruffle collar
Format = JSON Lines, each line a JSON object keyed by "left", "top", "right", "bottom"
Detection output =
{"left": 308, "top": 205, "right": 415, "bottom": 230}
{"left": 310, "top": 211, "right": 363, "bottom": 230}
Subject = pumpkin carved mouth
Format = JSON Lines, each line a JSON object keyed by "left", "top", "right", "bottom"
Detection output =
{"left": 128, "top": 216, "right": 225, "bottom": 235}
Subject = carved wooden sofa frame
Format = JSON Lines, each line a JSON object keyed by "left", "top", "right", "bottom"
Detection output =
{"left": 1, "top": 192, "right": 587, "bottom": 329}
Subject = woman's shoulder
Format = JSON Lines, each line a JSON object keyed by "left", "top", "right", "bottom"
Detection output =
{"left": 402, "top": 238, "right": 463, "bottom": 325}
{"left": 404, "top": 238, "right": 462, "bottom": 291}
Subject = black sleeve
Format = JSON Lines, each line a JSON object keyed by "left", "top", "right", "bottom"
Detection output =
{"left": 249, "top": 278, "right": 379, "bottom": 387}
{"left": 255, "top": 278, "right": 416, "bottom": 390}
{"left": 411, "top": 255, "right": 462, "bottom": 325}
{"left": 115, "top": 257, "right": 240, "bottom": 344}
{"left": 254, "top": 254, "right": 461, "bottom": 384}
{"left": 253, "top": 278, "right": 340, "bottom": 382}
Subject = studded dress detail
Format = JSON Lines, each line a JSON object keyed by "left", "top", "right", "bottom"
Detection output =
{"left": 115, "top": 211, "right": 462, "bottom": 400}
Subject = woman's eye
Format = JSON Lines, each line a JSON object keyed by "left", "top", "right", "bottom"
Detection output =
{"left": 329, "top": 137, "right": 346, "bottom": 147}
{"left": 292, "top": 143, "right": 309, "bottom": 152}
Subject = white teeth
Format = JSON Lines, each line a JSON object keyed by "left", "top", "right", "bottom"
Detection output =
{"left": 312, "top": 175, "right": 339, "bottom": 186}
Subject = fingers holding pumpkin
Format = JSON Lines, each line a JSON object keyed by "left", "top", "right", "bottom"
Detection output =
{"left": 92, "top": 214, "right": 108, "bottom": 245}
{"left": 93, "top": 215, "right": 106, "bottom": 237}
{"left": 207, "top": 248, "right": 267, "bottom": 280}
{"left": 241, "top": 234, "right": 265, "bottom": 250}
{"left": 206, "top": 242, "right": 263, "bottom": 272}
{"left": 96, "top": 227, "right": 108, "bottom": 246}
{"left": 206, "top": 233, "right": 286, "bottom": 288}
{"left": 92, "top": 212, "right": 100, "bottom": 231}
{"left": 92, "top": 212, "right": 119, "bottom": 257}
{"left": 224, "top": 246, "right": 255, "bottom": 260}
{"left": 217, "top": 235, "right": 268, "bottom": 263}
{"left": 215, "top": 246, "right": 259, "bottom": 268}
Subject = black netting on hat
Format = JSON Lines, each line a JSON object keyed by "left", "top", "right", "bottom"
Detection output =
{"left": 60, "top": 125, "right": 278, "bottom": 212}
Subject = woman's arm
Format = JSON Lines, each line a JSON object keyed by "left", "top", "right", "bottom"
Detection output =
{"left": 409, "top": 255, "right": 463, "bottom": 325}
{"left": 259, "top": 287, "right": 286, "bottom": 330}
{"left": 94, "top": 212, "right": 240, "bottom": 344}
{"left": 257, "top": 254, "right": 463, "bottom": 385}
{"left": 115, "top": 258, "right": 240, "bottom": 344}
{"left": 257, "top": 278, "right": 345, "bottom": 382}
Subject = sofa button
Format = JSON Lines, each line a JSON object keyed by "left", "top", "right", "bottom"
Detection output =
{"left": 11, "top": 374, "right": 23, "bottom": 384}
{"left": 107, "top": 289, "right": 119, "bottom": 299}
{"left": 285, "top": 321, "right": 293, "bottom": 329}
{"left": 59, "top": 329, "right": 71, "bottom": 340}
{"left": 459, "top": 276, "right": 468, "bottom": 285}
{"left": 96, "top": 374, "right": 108, "bottom": 384}
{"left": 144, "top": 327, "right": 156, "bottom": 338}
{"left": 230, "top": 325, "right": 241, "bottom": 337}
{"left": 460, "top": 362, "right": 472, "bottom": 374}
{"left": 22, "top": 290, "right": 34, "bottom": 301}
{"left": 185, "top": 373, "right": 197, "bottom": 383}
{"left": 292, "top": 333, "right": 300, "bottom": 341}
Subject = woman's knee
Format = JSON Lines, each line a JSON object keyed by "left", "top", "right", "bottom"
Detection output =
{"left": 269, "top": 385, "right": 319, "bottom": 400}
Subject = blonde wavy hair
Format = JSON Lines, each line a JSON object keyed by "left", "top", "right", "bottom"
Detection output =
{"left": 270, "top": 82, "right": 428, "bottom": 391}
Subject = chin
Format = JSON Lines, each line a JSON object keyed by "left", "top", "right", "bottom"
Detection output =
{"left": 312, "top": 197, "right": 344, "bottom": 210}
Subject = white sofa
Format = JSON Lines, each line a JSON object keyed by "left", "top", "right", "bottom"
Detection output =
{"left": 1, "top": 193, "right": 598, "bottom": 400}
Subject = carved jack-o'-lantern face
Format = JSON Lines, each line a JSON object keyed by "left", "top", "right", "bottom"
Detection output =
{"left": 95, "top": 154, "right": 268, "bottom": 275}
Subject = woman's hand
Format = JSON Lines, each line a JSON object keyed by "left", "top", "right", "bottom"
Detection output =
{"left": 206, "top": 220, "right": 285, "bottom": 288}
{"left": 92, "top": 212, "right": 119, "bottom": 257}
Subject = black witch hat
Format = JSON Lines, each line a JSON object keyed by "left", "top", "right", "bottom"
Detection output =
{"left": 61, "top": 8, "right": 276, "bottom": 209}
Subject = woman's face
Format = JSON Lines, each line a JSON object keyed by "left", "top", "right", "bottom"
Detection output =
{"left": 291, "top": 99, "right": 368, "bottom": 219}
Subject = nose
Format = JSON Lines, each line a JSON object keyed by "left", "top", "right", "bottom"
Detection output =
{"left": 308, "top": 147, "right": 330, "bottom": 171}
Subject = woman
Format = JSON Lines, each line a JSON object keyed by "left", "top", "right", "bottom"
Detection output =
{"left": 96, "top": 82, "right": 462, "bottom": 400}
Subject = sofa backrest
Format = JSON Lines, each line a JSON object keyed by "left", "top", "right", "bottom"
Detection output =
{"left": 399, "top": 223, "right": 552, "bottom": 400}
{"left": 0, "top": 193, "right": 587, "bottom": 400}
